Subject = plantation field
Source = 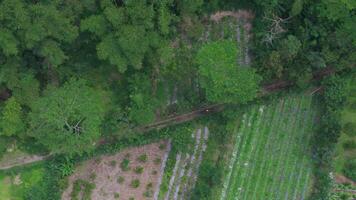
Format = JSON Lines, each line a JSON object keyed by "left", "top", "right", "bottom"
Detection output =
{"left": 220, "top": 95, "right": 316, "bottom": 200}
{"left": 62, "top": 140, "right": 171, "bottom": 200}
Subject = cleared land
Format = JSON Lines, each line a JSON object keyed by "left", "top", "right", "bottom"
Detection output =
{"left": 220, "top": 95, "right": 316, "bottom": 200}
{"left": 62, "top": 140, "right": 171, "bottom": 200}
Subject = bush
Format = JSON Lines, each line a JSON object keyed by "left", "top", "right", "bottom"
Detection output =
{"left": 343, "top": 140, "right": 356, "bottom": 150}
{"left": 0, "top": 136, "right": 9, "bottom": 159}
{"left": 110, "top": 160, "right": 117, "bottom": 167}
{"left": 154, "top": 157, "right": 162, "bottom": 165}
{"left": 134, "top": 166, "right": 144, "bottom": 174}
{"left": 131, "top": 179, "right": 140, "bottom": 188}
{"left": 117, "top": 176, "right": 125, "bottom": 184}
{"left": 120, "top": 158, "right": 130, "bottom": 171}
{"left": 343, "top": 122, "right": 356, "bottom": 136}
{"left": 310, "top": 75, "right": 347, "bottom": 199}
{"left": 137, "top": 154, "right": 147, "bottom": 163}
{"left": 343, "top": 159, "right": 356, "bottom": 182}
{"left": 71, "top": 179, "right": 95, "bottom": 200}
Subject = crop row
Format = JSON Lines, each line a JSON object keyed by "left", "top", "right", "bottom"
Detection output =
{"left": 220, "top": 95, "right": 316, "bottom": 200}
{"left": 163, "top": 127, "right": 209, "bottom": 200}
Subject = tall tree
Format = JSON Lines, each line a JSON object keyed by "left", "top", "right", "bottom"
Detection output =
{"left": 29, "top": 79, "right": 105, "bottom": 155}
{"left": 81, "top": 0, "right": 163, "bottom": 73}
{"left": 197, "top": 40, "right": 261, "bottom": 104}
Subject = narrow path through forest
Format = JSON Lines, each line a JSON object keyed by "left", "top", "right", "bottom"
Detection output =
{"left": 0, "top": 68, "right": 335, "bottom": 170}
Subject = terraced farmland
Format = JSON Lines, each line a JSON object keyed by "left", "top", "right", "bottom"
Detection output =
{"left": 220, "top": 95, "right": 316, "bottom": 200}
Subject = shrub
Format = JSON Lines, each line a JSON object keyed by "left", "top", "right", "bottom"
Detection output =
{"left": 134, "top": 166, "right": 144, "bottom": 174}
{"left": 159, "top": 143, "right": 166, "bottom": 150}
{"left": 89, "top": 173, "right": 96, "bottom": 181}
{"left": 146, "top": 182, "right": 153, "bottom": 189}
{"left": 154, "top": 157, "right": 162, "bottom": 165}
{"left": 117, "top": 176, "right": 125, "bottom": 184}
{"left": 120, "top": 158, "right": 130, "bottom": 171}
{"left": 131, "top": 179, "right": 140, "bottom": 188}
{"left": 343, "top": 140, "right": 356, "bottom": 150}
{"left": 343, "top": 122, "right": 356, "bottom": 136}
{"left": 137, "top": 154, "right": 147, "bottom": 163}
{"left": 110, "top": 160, "right": 117, "bottom": 167}
{"left": 114, "top": 192, "right": 120, "bottom": 199}
{"left": 71, "top": 179, "right": 95, "bottom": 200}
{"left": 343, "top": 159, "right": 356, "bottom": 182}
{"left": 143, "top": 190, "right": 153, "bottom": 197}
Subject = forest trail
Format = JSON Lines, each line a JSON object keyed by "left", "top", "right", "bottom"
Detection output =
{"left": 0, "top": 68, "right": 335, "bottom": 170}
{"left": 0, "top": 154, "right": 51, "bottom": 170}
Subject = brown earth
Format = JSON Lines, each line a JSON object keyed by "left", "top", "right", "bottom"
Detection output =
{"left": 61, "top": 140, "right": 170, "bottom": 200}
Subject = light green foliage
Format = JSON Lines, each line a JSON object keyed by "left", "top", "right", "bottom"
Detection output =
{"left": 197, "top": 40, "right": 260, "bottom": 104}
{"left": 0, "top": 97, "right": 24, "bottom": 136}
{"left": 318, "top": 0, "right": 355, "bottom": 21}
{"left": 157, "top": 0, "right": 173, "bottom": 35}
{"left": 220, "top": 96, "right": 315, "bottom": 200}
{"left": 38, "top": 40, "right": 67, "bottom": 67}
{"left": 29, "top": 79, "right": 105, "bottom": 155}
{"left": 290, "top": 0, "right": 304, "bottom": 16}
{"left": 11, "top": 73, "right": 40, "bottom": 107}
{"left": 0, "top": 29, "right": 18, "bottom": 56}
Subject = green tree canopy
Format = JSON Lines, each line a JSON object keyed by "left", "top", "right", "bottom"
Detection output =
{"left": 0, "top": 97, "right": 24, "bottom": 137}
{"left": 29, "top": 79, "right": 105, "bottom": 155}
{"left": 196, "top": 40, "right": 261, "bottom": 104}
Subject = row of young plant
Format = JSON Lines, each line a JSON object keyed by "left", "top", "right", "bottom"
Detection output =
{"left": 158, "top": 124, "right": 210, "bottom": 200}
{"left": 218, "top": 94, "right": 316, "bottom": 200}
{"left": 309, "top": 75, "right": 348, "bottom": 200}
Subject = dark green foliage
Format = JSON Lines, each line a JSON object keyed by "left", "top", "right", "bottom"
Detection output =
{"left": 110, "top": 160, "right": 117, "bottom": 167}
{"left": 117, "top": 176, "right": 125, "bottom": 184}
{"left": 343, "top": 159, "right": 356, "bottom": 182}
{"left": 70, "top": 179, "right": 95, "bottom": 200}
{"left": 310, "top": 75, "right": 347, "bottom": 199}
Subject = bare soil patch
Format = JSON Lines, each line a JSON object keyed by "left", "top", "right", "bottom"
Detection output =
{"left": 210, "top": 10, "right": 254, "bottom": 22}
{"left": 62, "top": 140, "right": 171, "bottom": 200}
